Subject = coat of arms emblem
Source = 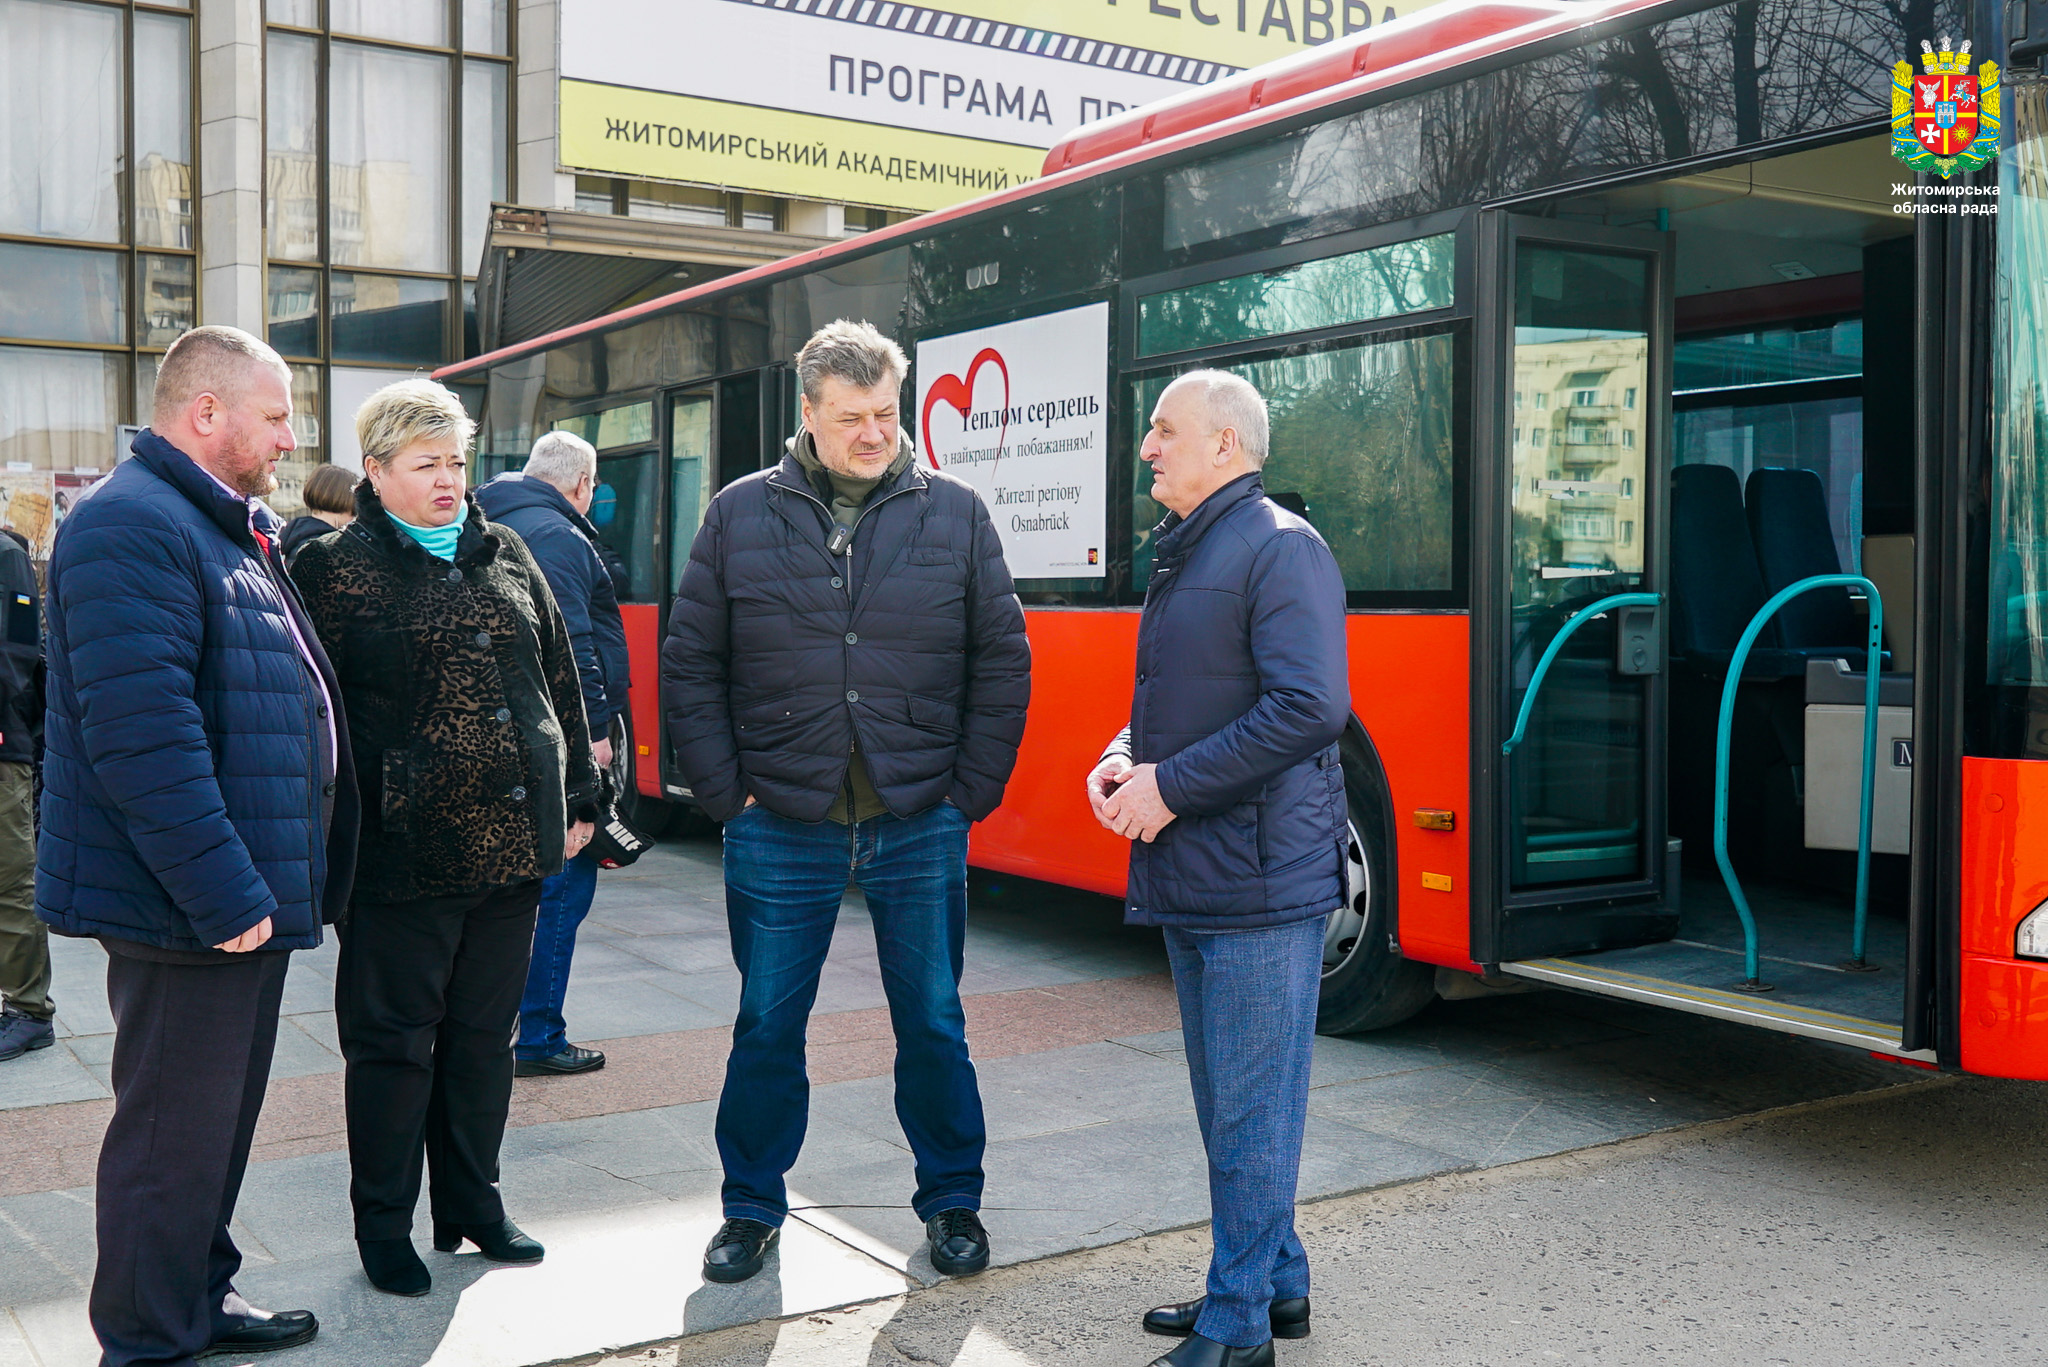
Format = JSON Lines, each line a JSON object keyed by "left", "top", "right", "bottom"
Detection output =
{"left": 1892, "top": 38, "right": 2001, "bottom": 178}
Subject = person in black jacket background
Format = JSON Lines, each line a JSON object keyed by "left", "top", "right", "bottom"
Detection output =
{"left": 1089, "top": 371, "right": 1350, "bottom": 1367}
{"left": 662, "top": 319, "right": 1030, "bottom": 1286}
{"left": 0, "top": 525, "right": 49, "bottom": 1064}
{"left": 278, "top": 462, "right": 357, "bottom": 564}
{"left": 475, "top": 430, "right": 629, "bottom": 1077}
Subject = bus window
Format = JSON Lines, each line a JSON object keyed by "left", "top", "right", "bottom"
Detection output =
{"left": 669, "top": 391, "right": 713, "bottom": 600}
{"left": 909, "top": 186, "right": 1120, "bottom": 334}
{"left": 1506, "top": 244, "right": 1652, "bottom": 889}
{"left": 1128, "top": 330, "right": 1457, "bottom": 600}
{"left": 590, "top": 450, "right": 659, "bottom": 605}
{"left": 1136, "top": 233, "right": 1455, "bottom": 359}
{"left": 1993, "top": 81, "right": 2048, "bottom": 698}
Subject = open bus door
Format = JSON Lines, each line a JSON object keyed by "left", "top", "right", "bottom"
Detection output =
{"left": 636, "top": 367, "right": 784, "bottom": 817}
{"left": 1471, "top": 214, "right": 1678, "bottom": 966}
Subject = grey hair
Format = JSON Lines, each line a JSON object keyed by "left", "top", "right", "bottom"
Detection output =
{"left": 525, "top": 430, "right": 597, "bottom": 490}
{"left": 354, "top": 379, "right": 476, "bottom": 467}
{"left": 796, "top": 319, "right": 907, "bottom": 405}
{"left": 1166, "top": 369, "right": 1270, "bottom": 467}
{"left": 152, "top": 325, "right": 293, "bottom": 426}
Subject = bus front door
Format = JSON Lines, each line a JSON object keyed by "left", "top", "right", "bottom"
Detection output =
{"left": 1474, "top": 215, "right": 1677, "bottom": 965}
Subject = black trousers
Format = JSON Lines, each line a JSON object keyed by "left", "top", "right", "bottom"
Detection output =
{"left": 92, "top": 947, "right": 290, "bottom": 1367}
{"left": 335, "top": 880, "right": 541, "bottom": 1240}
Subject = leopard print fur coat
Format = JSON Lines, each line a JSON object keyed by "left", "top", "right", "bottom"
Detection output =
{"left": 290, "top": 481, "right": 600, "bottom": 904}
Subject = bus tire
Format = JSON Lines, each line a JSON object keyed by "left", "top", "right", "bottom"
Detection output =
{"left": 605, "top": 711, "right": 673, "bottom": 837}
{"left": 1316, "top": 750, "right": 1436, "bottom": 1035}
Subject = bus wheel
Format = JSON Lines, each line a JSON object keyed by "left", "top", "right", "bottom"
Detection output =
{"left": 606, "top": 712, "right": 672, "bottom": 837}
{"left": 1316, "top": 759, "right": 1436, "bottom": 1035}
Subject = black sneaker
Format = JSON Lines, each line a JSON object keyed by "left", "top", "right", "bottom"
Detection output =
{"left": 0, "top": 1008, "right": 54, "bottom": 1063}
{"left": 515, "top": 1044, "right": 606, "bottom": 1077}
{"left": 925, "top": 1208, "right": 989, "bottom": 1276}
{"left": 702, "top": 1218, "right": 778, "bottom": 1283}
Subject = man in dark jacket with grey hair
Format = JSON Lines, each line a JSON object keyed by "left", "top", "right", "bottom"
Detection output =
{"left": 1090, "top": 370, "right": 1349, "bottom": 1367}
{"left": 663, "top": 318, "right": 1029, "bottom": 1286}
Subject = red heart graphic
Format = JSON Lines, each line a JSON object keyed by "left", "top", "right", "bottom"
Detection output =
{"left": 920, "top": 348, "right": 1010, "bottom": 476}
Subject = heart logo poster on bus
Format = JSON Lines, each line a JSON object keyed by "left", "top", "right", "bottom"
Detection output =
{"left": 916, "top": 302, "right": 1109, "bottom": 581}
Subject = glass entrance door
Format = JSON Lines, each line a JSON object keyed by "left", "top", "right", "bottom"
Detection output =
{"left": 1483, "top": 217, "right": 1674, "bottom": 961}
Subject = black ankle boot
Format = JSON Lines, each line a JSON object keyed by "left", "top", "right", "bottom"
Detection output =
{"left": 358, "top": 1238, "right": 430, "bottom": 1296}
{"left": 433, "top": 1217, "right": 544, "bottom": 1263}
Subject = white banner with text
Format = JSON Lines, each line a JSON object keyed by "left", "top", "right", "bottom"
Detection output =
{"left": 915, "top": 302, "right": 1110, "bottom": 581}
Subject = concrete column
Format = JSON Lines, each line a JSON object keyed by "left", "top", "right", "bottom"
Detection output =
{"left": 516, "top": 0, "right": 574, "bottom": 209}
{"left": 197, "top": 0, "right": 266, "bottom": 332}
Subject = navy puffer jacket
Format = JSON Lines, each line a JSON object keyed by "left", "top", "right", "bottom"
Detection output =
{"left": 1109, "top": 474, "right": 1351, "bottom": 929}
{"left": 36, "top": 432, "right": 359, "bottom": 952}
{"left": 475, "top": 473, "right": 631, "bottom": 732}
{"left": 661, "top": 444, "right": 1030, "bottom": 823}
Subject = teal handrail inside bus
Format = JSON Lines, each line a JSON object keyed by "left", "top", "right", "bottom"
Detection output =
{"left": 1502, "top": 593, "right": 1662, "bottom": 758}
{"left": 1715, "top": 575, "right": 1884, "bottom": 987}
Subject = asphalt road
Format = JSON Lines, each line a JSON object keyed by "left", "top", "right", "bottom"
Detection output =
{"left": 585, "top": 1073, "right": 2048, "bottom": 1366}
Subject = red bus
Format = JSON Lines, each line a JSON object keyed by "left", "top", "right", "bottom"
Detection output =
{"left": 440, "top": 0, "right": 2048, "bottom": 1077}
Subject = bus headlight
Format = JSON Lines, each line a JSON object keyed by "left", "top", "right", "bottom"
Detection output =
{"left": 2018, "top": 901, "right": 2048, "bottom": 960}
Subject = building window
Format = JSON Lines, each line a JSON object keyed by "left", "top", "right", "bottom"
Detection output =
{"left": 1571, "top": 388, "right": 1600, "bottom": 406}
{"left": 1622, "top": 428, "right": 1636, "bottom": 448}
{"left": 572, "top": 176, "right": 789, "bottom": 232}
{"left": 1624, "top": 386, "right": 1638, "bottom": 409}
{"left": 1534, "top": 392, "right": 1548, "bottom": 409}
{"left": 263, "top": 0, "right": 514, "bottom": 476}
{"left": 1531, "top": 427, "right": 1545, "bottom": 448}
{"left": 1620, "top": 476, "right": 1635, "bottom": 497}
{"left": 0, "top": 0, "right": 200, "bottom": 553}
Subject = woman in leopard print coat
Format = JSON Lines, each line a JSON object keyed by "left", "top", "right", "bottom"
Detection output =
{"left": 291, "top": 380, "right": 601, "bottom": 1299}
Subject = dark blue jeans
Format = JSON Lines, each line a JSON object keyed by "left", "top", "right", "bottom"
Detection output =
{"left": 515, "top": 849, "right": 599, "bottom": 1061}
{"left": 716, "top": 801, "right": 984, "bottom": 1227}
{"left": 1165, "top": 914, "right": 1327, "bottom": 1349}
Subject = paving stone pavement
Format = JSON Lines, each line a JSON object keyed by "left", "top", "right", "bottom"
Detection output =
{"left": 0, "top": 832, "right": 1917, "bottom": 1367}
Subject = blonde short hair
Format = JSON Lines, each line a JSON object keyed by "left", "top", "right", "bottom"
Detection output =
{"left": 355, "top": 379, "right": 476, "bottom": 468}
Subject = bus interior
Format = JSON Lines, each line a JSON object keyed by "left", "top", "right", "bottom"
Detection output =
{"left": 1508, "top": 132, "right": 1917, "bottom": 1039}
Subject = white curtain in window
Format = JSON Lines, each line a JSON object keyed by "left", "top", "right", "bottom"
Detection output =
{"left": 0, "top": 346, "right": 122, "bottom": 473}
{"left": 329, "top": 42, "right": 450, "bottom": 273}
{"left": 0, "top": 0, "right": 123, "bottom": 243}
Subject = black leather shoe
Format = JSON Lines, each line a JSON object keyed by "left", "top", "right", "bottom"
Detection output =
{"left": 1147, "top": 1332, "right": 1275, "bottom": 1367}
{"left": 1144, "top": 1296, "right": 1310, "bottom": 1339}
{"left": 433, "top": 1217, "right": 544, "bottom": 1262}
{"left": 358, "top": 1238, "right": 430, "bottom": 1297}
{"left": 202, "top": 1306, "right": 318, "bottom": 1356}
{"left": 925, "top": 1207, "right": 989, "bottom": 1276}
{"left": 515, "top": 1044, "right": 606, "bottom": 1076}
{"left": 703, "top": 1218, "right": 779, "bottom": 1283}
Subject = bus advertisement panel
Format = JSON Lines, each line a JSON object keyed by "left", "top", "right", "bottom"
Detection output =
{"left": 915, "top": 301, "right": 1110, "bottom": 580}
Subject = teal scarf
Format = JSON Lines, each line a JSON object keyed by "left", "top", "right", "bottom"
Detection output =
{"left": 388, "top": 500, "right": 468, "bottom": 561}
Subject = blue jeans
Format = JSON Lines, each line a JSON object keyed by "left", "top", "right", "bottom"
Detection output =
{"left": 515, "top": 850, "right": 599, "bottom": 1060}
{"left": 716, "top": 801, "right": 984, "bottom": 1227}
{"left": 1165, "top": 914, "right": 1327, "bottom": 1349}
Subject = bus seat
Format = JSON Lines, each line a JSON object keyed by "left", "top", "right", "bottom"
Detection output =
{"left": 1745, "top": 467, "right": 1860, "bottom": 650}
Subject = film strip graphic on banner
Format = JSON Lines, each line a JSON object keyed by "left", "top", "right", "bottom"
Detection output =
{"left": 726, "top": 0, "right": 1246, "bottom": 86}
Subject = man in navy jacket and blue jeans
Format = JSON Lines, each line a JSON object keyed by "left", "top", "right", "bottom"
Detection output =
{"left": 1091, "top": 371, "right": 1350, "bottom": 1367}
{"left": 476, "top": 431, "right": 630, "bottom": 1076}
{"left": 37, "top": 327, "right": 359, "bottom": 1367}
{"left": 663, "top": 319, "right": 1030, "bottom": 1287}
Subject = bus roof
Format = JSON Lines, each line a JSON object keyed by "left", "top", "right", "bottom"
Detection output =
{"left": 435, "top": 0, "right": 1663, "bottom": 385}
